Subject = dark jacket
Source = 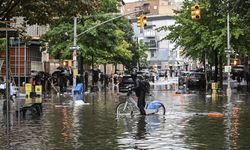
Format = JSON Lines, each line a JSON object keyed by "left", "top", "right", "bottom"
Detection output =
{"left": 133, "top": 78, "right": 142, "bottom": 97}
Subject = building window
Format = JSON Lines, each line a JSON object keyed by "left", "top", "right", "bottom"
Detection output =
{"left": 151, "top": 50, "right": 156, "bottom": 57}
{"left": 149, "top": 40, "right": 156, "bottom": 47}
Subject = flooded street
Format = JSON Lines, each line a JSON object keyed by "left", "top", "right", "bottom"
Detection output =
{"left": 0, "top": 88, "right": 250, "bottom": 149}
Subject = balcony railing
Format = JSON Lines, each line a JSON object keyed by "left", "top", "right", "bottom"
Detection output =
{"left": 144, "top": 29, "right": 156, "bottom": 37}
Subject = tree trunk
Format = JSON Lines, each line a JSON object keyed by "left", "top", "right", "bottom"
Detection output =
{"left": 214, "top": 49, "right": 218, "bottom": 82}
{"left": 219, "top": 54, "right": 223, "bottom": 90}
{"left": 114, "top": 63, "right": 117, "bottom": 73}
{"left": 78, "top": 55, "right": 84, "bottom": 83}
{"left": 91, "top": 55, "right": 94, "bottom": 87}
{"left": 104, "top": 63, "right": 107, "bottom": 88}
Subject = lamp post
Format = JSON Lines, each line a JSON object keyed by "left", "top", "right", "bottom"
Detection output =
{"left": 226, "top": 0, "right": 231, "bottom": 95}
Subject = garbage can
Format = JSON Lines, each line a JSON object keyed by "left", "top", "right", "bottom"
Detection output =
{"left": 73, "top": 83, "right": 84, "bottom": 101}
{"left": 73, "top": 83, "right": 84, "bottom": 94}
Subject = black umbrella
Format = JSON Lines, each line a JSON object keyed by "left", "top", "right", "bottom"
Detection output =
{"left": 57, "top": 66, "right": 65, "bottom": 70}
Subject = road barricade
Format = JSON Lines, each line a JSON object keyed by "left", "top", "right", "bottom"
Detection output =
{"left": 25, "top": 83, "right": 32, "bottom": 98}
{"left": 35, "top": 85, "right": 42, "bottom": 97}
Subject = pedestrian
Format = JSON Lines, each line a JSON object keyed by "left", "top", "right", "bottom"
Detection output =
{"left": 165, "top": 70, "right": 168, "bottom": 80}
{"left": 84, "top": 71, "right": 89, "bottom": 91}
{"left": 132, "top": 74, "right": 146, "bottom": 115}
{"left": 59, "top": 70, "right": 66, "bottom": 94}
{"left": 0, "top": 79, "right": 6, "bottom": 98}
{"left": 105, "top": 74, "right": 109, "bottom": 87}
{"left": 247, "top": 71, "right": 250, "bottom": 90}
{"left": 93, "top": 70, "right": 99, "bottom": 85}
{"left": 114, "top": 72, "right": 118, "bottom": 86}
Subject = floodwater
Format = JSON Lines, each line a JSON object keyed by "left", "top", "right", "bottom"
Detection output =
{"left": 0, "top": 87, "right": 250, "bottom": 150}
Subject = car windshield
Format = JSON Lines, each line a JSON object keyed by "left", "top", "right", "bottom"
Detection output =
{"left": 122, "top": 76, "right": 133, "bottom": 83}
{"left": 189, "top": 72, "right": 204, "bottom": 78}
{"left": 180, "top": 72, "right": 190, "bottom": 76}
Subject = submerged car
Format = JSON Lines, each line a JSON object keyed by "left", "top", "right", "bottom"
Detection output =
{"left": 186, "top": 72, "right": 206, "bottom": 89}
{"left": 178, "top": 71, "right": 191, "bottom": 86}
{"left": 118, "top": 75, "right": 134, "bottom": 93}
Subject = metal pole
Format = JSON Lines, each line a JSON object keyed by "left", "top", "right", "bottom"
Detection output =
{"left": 76, "top": 9, "right": 143, "bottom": 38}
{"left": 205, "top": 52, "right": 208, "bottom": 94}
{"left": 73, "top": 17, "right": 78, "bottom": 89}
{"left": 18, "top": 36, "right": 20, "bottom": 88}
{"left": 226, "top": 0, "right": 231, "bottom": 95}
{"left": 5, "top": 21, "right": 10, "bottom": 142}
{"left": 24, "top": 42, "right": 27, "bottom": 83}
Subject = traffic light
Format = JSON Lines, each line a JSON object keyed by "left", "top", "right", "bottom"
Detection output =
{"left": 141, "top": 15, "right": 147, "bottom": 27}
{"left": 191, "top": 4, "right": 201, "bottom": 20}
{"left": 137, "top": 15, "right": 147, "bottom": 28}
{"left": 137, "top": 16, "right": 142, "bottom": 28}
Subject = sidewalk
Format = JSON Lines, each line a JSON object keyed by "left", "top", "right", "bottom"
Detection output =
{"left": 150, "top": 77, "right": 178, "bottom": 85}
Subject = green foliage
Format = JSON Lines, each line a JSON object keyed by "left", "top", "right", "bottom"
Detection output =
{"left": 158, "top": 0, "right": 249, "bottom": 65}
{"left": 41, "top": 0, "right": 136, "bottom": 67}
{"left": 42, "top": 22, "right": 72, "bottom": 59}
{"left": 0, "top": 0, "right": 102, "bottom": 24}
{"left": 0, "top": 38, "right": 6, "bottom": 50}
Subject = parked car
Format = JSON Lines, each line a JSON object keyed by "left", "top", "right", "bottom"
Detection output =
{"left": 119, "top": 75, "right": 134, "bottom": 93}
{"left": 178, "top": 71, "right": 191, "bottom": 86}
{"left": 186, "top": 72, "right": 206, "bottom": 89}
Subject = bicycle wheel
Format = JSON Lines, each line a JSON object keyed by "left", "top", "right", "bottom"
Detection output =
{"left": 116, "top": 102, "right": 133, "bottom": 116}
{"left": 155, "top": 103, "right": 166, "bottom": 115}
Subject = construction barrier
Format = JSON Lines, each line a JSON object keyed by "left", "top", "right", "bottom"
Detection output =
{"left": 25, "top": 83, "right": 32, "bottom": 98}
{"left": 35, "top": 85, "right": 42, "bottom": 97}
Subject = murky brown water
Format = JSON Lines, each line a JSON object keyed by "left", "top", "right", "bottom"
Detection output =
{"left": 0, "top": 88, "right": 250, "bottom": 150}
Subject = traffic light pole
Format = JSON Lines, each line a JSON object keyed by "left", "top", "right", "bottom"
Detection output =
{"left": 72, "top": 17, "right": 77, "bottom": 91}
{"left": 226, "top": 1, "right": 231, "bottom": 95}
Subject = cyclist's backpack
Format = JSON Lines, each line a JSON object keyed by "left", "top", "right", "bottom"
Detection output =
{"left": 139, "top": 80, "right": 150, "bottom": 93}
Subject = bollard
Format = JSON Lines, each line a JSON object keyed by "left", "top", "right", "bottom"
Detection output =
{"left": 211, "top": 82, "right": 218, "bottom": 94}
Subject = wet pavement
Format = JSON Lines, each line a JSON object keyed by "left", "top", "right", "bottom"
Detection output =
{"left": 0, "top": 86, "right": 250, "bottom": 149}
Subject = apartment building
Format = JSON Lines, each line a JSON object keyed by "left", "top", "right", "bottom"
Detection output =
{"left": 0, "top": 17, "right": 49, "bottom": 83}
{"left": 122, "top": 0, "right": 193, "bottom": 71}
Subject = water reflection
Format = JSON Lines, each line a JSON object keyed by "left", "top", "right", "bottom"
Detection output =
{"left": 0, "top": 91, "right": 250, "bottom": 149}
{"left": 62, "top": 107, "right": 71, "bottom": 144}
{"left": 135, "top": 116, "right": 147, "bottom": 139}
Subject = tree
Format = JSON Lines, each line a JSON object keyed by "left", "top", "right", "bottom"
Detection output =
{"left": 158, "top": 0, "right": 248, "bottom": 85}
{"left": 0, "top": 0, "right": 101, "bottom": 24}
{"left": 0, "top": 39, "right": 5, "bottom": 50}
{"left": 41, "top": 0, "right": 139, "bottom": 72}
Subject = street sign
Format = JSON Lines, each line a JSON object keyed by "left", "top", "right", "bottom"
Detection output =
{"left": 225, "top": 66, "right": 232, "bottom": 73}
{"left": 69, "top": 46, "right": 80, "bottom": 51}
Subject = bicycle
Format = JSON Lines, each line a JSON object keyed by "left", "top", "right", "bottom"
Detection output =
{"left": 116, "top": 87, "right": 166, "bottom": 117}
